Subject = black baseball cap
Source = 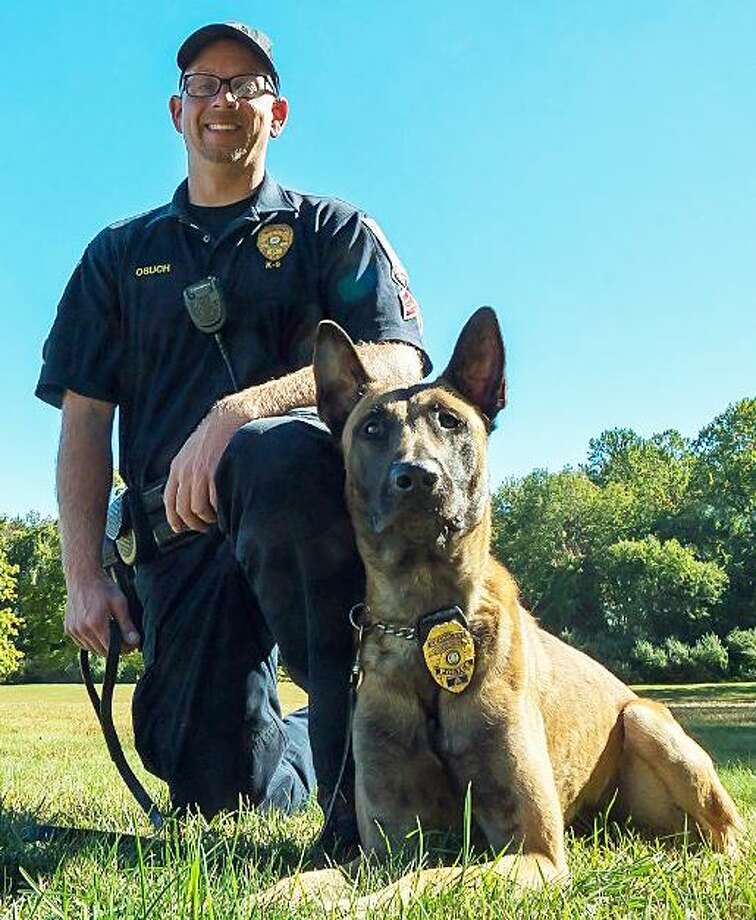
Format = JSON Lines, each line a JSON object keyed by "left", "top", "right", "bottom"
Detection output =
{"left": 177, "top": 22, "right": 280, "bottom": 92}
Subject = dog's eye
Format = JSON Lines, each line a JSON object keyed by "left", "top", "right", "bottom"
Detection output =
{"left": 362, "top": 419, "right": 382, "bottom": 438}
{"left": 438, "top": 411, "right": 461, "bottom": 430}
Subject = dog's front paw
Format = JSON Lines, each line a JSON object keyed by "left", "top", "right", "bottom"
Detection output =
{"left": 249, "top": 867, "right": 355, "bottom": 913}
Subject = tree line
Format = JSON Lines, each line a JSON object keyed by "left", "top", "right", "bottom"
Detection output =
{"left": 1, "top": 397, "right": 754, "bottom": 684}
{"left": 493, "top": 397, "right": 755, "bottom": 682}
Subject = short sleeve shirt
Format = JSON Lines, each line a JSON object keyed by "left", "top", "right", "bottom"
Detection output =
{"left": 36, "top": 174, "right": 429, "bottom": 489}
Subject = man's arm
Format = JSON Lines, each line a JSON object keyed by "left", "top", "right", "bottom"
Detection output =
{"left": 58, "top": 391, "right": 139, "bottom": 655}
{"left": 164, "top": 340, "right": 423, "bottom": 533}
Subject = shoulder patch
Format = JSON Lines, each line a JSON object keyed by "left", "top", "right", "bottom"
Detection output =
{"left": 362, "top": 216, "right": 409, "bottom": 288}
{"left": 399, "top": 287, "right": 420, "bottom": 324}
{"left": 362, "top": 215, "right": 422, "bottom": 331}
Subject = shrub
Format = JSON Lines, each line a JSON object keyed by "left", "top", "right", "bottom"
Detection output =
{"left": 662, "top": 637, "right": 695, "bottom": 681}
{"left": 690, "top": 633, "right": 729, "bottom": 680}
{"left": 725, "top": 627, "right": 756, "bottom": 679}
{"left": 560, "top": 628, "right": 634, "bottom": 681}
{"left": 630, "top": 638, "right": 668, "bottom": 682}
{"left": 628, "top": 634, "right": 729, "bottom": 683}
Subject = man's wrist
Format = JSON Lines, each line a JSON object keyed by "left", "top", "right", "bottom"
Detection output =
{"left": 65, "top": 562, "right": 107, "bottom": 587}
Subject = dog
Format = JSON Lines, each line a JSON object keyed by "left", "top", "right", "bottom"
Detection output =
{"left": 258, "top": 307, "right": 743, "bottom": 913}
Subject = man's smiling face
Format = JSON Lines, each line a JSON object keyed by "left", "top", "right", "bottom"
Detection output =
{"left": 169, "top": 38, "right": 287, "bottom": 167}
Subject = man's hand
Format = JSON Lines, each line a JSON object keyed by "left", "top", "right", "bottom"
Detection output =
{"left": 164, "top": 402, "right": 249, "bottom": 533}
{"left": 65, "top": 571, "right": 140, "bottom": 657}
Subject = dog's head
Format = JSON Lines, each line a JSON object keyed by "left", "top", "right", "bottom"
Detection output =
{"left": 314, "top": 307, "right": 506, "bottom": 551}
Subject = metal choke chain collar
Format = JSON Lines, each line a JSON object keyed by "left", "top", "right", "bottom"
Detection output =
{"left": 349, "top": 602, "right": 417, "bottom": 641}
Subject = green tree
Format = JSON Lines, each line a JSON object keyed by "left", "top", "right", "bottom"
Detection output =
{"left": 584, "top": 428, "right": 692, "bottom": 536}
{"left": 0, "top": 514, "right": 70, "bottom": 679}
{"left": 600, "top": 536, "right": 728, "bottom": 643}
{"left": 492, "top": 407, "right": 743, "bottom": 680}
{"left": 677, "top": 398, "right": 755, "bottom": 632}
{"left": 0, "top": 549, "right": 22, "bottom": 680}
{"left": 492, "top": 469, "right": 634, "bottom": 636}
{"left": 584, "top": 428, "right": 642, "bottom": 486}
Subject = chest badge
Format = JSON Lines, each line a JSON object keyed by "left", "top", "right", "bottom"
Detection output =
{"left": 421, "top": 619, "right": 475, "bottom": 693}
{"left": 257, "top": 224, "right": 294, "bottom": 268}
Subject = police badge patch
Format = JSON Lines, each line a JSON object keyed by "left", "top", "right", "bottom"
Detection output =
{"left": 257, "top": 224, "right": 294, "bottom": 268}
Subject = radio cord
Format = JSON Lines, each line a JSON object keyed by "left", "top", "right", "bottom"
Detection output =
{"left": 214, "top": 333, "right": 239, "bottom": 390}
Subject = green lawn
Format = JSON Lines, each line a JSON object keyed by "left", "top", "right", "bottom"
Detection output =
{"left": 633, "top": 680, "right": 756, "bottom": 704}
{"left": 1, "top": 683, "right": 754, "bottom": 918}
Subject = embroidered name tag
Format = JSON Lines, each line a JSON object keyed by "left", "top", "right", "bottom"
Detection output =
{"left": 135, "top": 263, "right": 171, "bottom": 277}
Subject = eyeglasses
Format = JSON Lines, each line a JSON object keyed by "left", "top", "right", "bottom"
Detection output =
{"left": 181, "top": 72, "right": 277, "bottom": 100}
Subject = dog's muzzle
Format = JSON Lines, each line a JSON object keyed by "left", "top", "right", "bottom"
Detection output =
{"left": 388, "top": 460, "right": 442, "bottom": 496}
{"left": 367, "top": 459, "right": 451, "bottom": 536}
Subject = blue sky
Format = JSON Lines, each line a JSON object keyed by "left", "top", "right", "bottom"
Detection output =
{"left": 2, "top": 1, "right": 754, "bottom": 518}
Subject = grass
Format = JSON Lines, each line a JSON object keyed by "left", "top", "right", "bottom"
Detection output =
{"left": 1, "top": 682, "right": 754, "bottom": 918}
{"left": 633, "top": 681, "right": 756, "bottom": 704}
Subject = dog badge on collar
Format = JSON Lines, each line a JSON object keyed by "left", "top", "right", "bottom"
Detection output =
{"left": 257, "top": 224, "right": 293, "bottom": 268}
{"left": 421, "top": 618, "right": 475, "bottom": 693}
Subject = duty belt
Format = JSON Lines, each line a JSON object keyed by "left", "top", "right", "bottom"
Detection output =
{"left": 105, "top": 482, "right": 199, "bottom": 566}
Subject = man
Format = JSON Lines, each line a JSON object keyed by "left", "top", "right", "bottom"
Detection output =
{"left": 35, "top": 22, "right": 428, "bottom": 843}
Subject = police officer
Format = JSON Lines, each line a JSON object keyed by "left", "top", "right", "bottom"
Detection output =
{"left": 35, "top": 22, "right": 428, "bottom": 843}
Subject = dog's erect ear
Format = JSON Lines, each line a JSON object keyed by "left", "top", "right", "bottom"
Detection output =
{"left": 314, "top": 321, "right": 373, "bottom": 438}
{"left": 441, "top": 307, "right": 507, "bottom": 423}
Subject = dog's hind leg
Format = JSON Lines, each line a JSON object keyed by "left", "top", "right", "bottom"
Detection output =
{"left": 618, "top": 698, "right": 743, "bottom": 855}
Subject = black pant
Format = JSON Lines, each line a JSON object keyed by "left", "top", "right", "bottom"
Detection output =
{"left": 131, "top": 409, "right": 362, "bottom": 819}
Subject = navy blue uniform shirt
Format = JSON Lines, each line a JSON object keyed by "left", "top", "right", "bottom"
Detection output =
{"left": 36, "top": 174, "right": 429, "bottom": 489}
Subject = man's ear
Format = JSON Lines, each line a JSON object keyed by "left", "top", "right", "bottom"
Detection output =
{"left": 440, "top": 307, "right": 507, "bottom": 423}
{"left": 270, "top": 96, "right": 289, "bottom": 138}
{"left": 169, "top": 95, "right": 183, "bottom": 134}
{"left": 314, "top": 321, "right": 372, "bottom": 438}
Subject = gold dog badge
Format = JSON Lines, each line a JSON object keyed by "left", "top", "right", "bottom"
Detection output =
{"left": 257, "top": 224, "right": 293, "bottom": 268}
{"left": 422, "top": 620, "right": 475, "bottom": 693}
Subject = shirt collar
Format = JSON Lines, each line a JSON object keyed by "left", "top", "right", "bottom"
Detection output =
{"left": 161, "top": 173, "right": 298, "bottom": 225}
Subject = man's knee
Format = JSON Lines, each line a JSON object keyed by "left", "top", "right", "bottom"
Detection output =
{"left": 216, "top": 414, "right": 347, "bottom": 541}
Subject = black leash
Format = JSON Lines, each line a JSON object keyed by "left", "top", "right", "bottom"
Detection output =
{"left": 79, "top": 619, "right": 164, "bottom": 832}
{"left": 314, "top": 618, "right": 362, "bottom": 847}
{"left": 77, "top": 595, "right": 463, "bottom": 843}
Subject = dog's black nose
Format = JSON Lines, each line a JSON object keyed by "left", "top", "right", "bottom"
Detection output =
{"left": 389, "top": 461, "right": 439, "bottom": 494}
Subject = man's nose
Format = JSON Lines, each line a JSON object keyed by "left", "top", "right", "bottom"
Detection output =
{"left": 389, "top": 460, "right": 441, "bottom": 494}
{"left": 211, "top": 89, "right": 239, "bottom": 107}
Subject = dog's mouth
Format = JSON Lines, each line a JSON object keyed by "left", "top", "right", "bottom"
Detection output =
{"left": 367, "top": 486, "right": 461, "bottom": 539}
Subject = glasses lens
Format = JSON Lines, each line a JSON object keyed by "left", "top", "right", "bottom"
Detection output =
{"left": 229, "top": 75, "right": 270, "bottom": 99}
{"left": 183, "top": 74, "right": 221, "bottom": 97}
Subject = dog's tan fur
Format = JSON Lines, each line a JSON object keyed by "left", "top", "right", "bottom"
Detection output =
{"left": 257, "top": 310, "right": 743, "bottom": 914}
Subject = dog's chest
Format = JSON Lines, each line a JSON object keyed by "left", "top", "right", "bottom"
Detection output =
{"left": 359, "top": 640, "right": 480, "bottom": 760}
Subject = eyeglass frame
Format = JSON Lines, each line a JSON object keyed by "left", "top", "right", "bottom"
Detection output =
{"left": 179, "top": 71, "right": 278, "bottom": 100}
